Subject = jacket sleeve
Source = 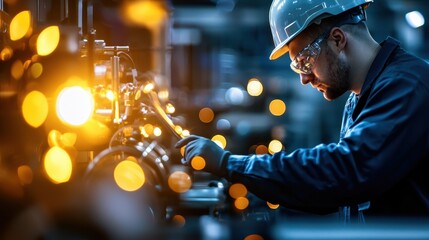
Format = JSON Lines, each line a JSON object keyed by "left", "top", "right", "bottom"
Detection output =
{"left": 225, "top": 69, "right": 429, "bottom": 213}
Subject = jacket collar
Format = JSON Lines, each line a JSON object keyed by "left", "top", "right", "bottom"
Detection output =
{"left": 359, "top": 37, "right": 400, "bottom": 97}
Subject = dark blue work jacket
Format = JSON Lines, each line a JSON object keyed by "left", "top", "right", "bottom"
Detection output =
{"left": 226, "top": 37, "right": 429, "bottom": 217}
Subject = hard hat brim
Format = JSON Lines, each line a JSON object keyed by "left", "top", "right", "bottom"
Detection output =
{"left": 269, "top": 42, "right": 289, "bottom": 60}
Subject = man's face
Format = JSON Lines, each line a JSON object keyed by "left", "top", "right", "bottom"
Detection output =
{"left": 288, "top": 31, "right": 351, "bottom": 101}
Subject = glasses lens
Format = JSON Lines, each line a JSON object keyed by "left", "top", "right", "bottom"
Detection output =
{"left": 290, "top": 34, "right": 324, "bottom": 74}
{"left": 290, "top": 55, "right": 314, "bottom": 75}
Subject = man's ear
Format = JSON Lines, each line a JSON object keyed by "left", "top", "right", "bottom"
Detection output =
{"left": 329, "top": 27, "right": 347, "bottom": 52}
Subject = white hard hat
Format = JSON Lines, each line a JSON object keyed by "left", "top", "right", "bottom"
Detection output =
{"left": 269, "top": 0, "right": 373, "bottom": 60}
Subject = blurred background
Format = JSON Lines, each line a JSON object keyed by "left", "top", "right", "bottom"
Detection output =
{"left": 1, "top": 0, "right": 429, "bottom": 239}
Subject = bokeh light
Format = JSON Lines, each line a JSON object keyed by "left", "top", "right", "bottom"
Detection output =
{"left": 166, "top": 103, "right": 175, "bottom": 114}
{"left": 255, "top": 145, "right": 268, "bottom": 154}
{"left": 61, "top": 132, "right": 77, "bottom": 147}
{"left": 142, "top": 82, "right": 155, "bottom": 93}
{"left": 234, "top": 196, "right": 249, "bottom": 210}
{"left": 153, "top": 127, "right": 162, "bottom": 136}
{"left": 268, "top": 140, "right": 283, "bottom": 154}
{"left": 11, "top": 59, "right": 24, "bottom": 80}
{"left": 182, "top": 129, "right": 190, "bottom": 137}
{"left": 269, "top": 99, "right": 286, "bottom": 116}
{"left": 225, "top": 87, "right": 245, "bottom": 105}
{"left": 30, "top": 62, "right": 43, "bottom": 78}
{"left": 37, "top": 26, "right": 60, "bottom": 56}
{"left": 9, "top": 10, "right": 32, "bottom": 41}
{"left": 22, "top": 90, "right": 49, "bottom": 128}
{"left": 122, "top": 0, "right": 168, "bottom": 29}
{"left": 114, "top": 160, "right": 146, "bottom": 192}
{"left": 47, "top": 129, "right": 62, "bottom": 147}
{"left": 17, "top": 165, "right": 33, "bottom": 185}
{"left": 1, "top": 47, "right": 13, "bottom": 61}
{"left": 168, "top": 171, "right": 192, "bottom": 193}
{"left": 190, "top": 156, "right": 206, "bottom": 171}
{"left": 43, "top": 146, "right": 73, "bottom": 184}
{"left": 172, "top": 215, "right": 186, "bottom": 228}
{"left": 174, "top": 125, "right": 183, "bottom": 135}
{"left": 140, "top": 124, "right": 154, "bottom": 137}
{"left": 216, "top": 118, "right": 231, "bottom": 130}
{"left": 247, "top": 78, "right": 263, "bottom": 97}
{"left": 405, "top": 10, "right": 425, "bottom": 28}
{"left": 199, "top": 107, "right": 214, "bottom": 123}
{"left": 211, "top": 134, "right": 226, "bottom": 149}
{"left": 56, "top": 86, "right": 94, "bottom": 126}
{"left": 229, "top": 183, "right": 247, "bottom": 199}
{"left": 244, "top": 234, "right": 264, "bottom": 240}
{"left": 267, "top": 202, "right": 280, "bottom": 210}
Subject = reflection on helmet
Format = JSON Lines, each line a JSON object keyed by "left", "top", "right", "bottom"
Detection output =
{"left": 269, "top": 0, "right": 373, "bottom": 60}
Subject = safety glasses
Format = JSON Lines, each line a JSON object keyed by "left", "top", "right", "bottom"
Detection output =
{"left": 290, "top": 33, "right": 327, "bottom": 75}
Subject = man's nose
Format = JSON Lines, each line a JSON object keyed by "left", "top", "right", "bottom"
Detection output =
{"left": 300, "top": 73, "right": 314, "bottom": 85}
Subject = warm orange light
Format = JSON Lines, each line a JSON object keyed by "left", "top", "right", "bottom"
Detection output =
{"left": 158, "top": 90, "right": 169, "bottom": 101}
{"left": 125, "top": 156, "right": 138, "bottom": 162}
{"left": 106, "top": 90, "right": 115, "bottom": 101}
{"left": 17, "top": 165, "right": 33, "bottom": 185}
{"left": 191, "top": 156, "right": 206, "bottom": 171}
{"left": 247, "top": 78, "right": 263, "bottom": 97}
{"left": 243, "top": 234, "right": 264, "bottom": 240}
{"left": 37, "top": 26, "right": 60, "bottom": 56}
{"left": 174, "top": 125, "right": 183, "bottom": 135}
{"left": 78, "top": 119, "right": 112, "bottom": 147}
{"left": 267, "top": 202, "right": 280, "bottom": 210}
{"left": 180, "top": 146, "right": 185, "bottom": 157}
{"left": 22, "top": 91, "right": 49, "bottom": 128}
{"left": 168, "top": 171, "right": 192, "bottom": 193}
{"left": 1, "top": 47, "right": 13, "bottom": 61}
{"left": 234, "top": 197, "right": 249, "bottom": 210}
{"left": 229, "top": 183, "right": 247, "bottom": 199}
{"left": 199, "top": 107, "right": 214, "bottom": 123}
{"left": 269, "top": 99, "right": 286, "bottom": 116}
{"left": 43, "top": 146, "right": 73, "bottom": 184}
{"left": 11, "top": 59, "right": 24, "bottom": 80}
{"left": 211, "top": 135, "right": 226, "bottom": 149}
{"left": 255, "top": 145, "right": 268, "bottom": 154}
{"left": 122, "top": 0, "right": 167, "bottom": 28}
{"left": 166, "top": 103, "right": 175, "bottom": 114}
{"left": 56, "top": 86, "right": 94, "bottom": 126}
{"left": 172, "top": 215, "right": 186, "bottom": 227}
{"left": 9, "top": 10, "right": 32, "bottom": 41}
{"left": 153, "top": 127, "right": 162, "bottom": 136}
{"left": 182, "top": 129, "right": 190, "bottom": 137}
{"left": 61, "top": 132, "right": 77, "bottom": 147}
{"left": 30, "top": 62, "right": 43, "bottom": 78}
{"left": 268, "top": 140, "right": 283, "bottom": 154}
{"left": 47, "top": 129, "right": 62, "bottom": 147}
{"left": 140, "top": 124, "right": 154, "bottom": 138}
{"left": 142, "top": 82, "right": 155, "bottom": 93}
{"left": 114, "top": 160, "right": 145, "bottom": 192}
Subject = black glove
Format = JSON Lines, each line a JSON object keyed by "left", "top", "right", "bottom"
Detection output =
{"left": 175, "top": 135, "right": 230, "bottom": 177}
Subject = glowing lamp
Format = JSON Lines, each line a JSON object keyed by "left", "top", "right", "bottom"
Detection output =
{"left": 56, "top": 86, "right": 94, "bottom": 126}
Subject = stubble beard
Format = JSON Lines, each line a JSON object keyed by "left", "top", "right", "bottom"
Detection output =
{"left": 323, "top": 47, "right": 351, "bottom": 101}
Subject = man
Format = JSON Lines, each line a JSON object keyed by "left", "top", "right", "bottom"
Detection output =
{"left": 176, "top": 0, "right": 429, "bottom": 220}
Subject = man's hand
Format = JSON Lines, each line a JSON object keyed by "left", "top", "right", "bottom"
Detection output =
{"left": 175, "top": 135, "right": 230, "bottom": 177}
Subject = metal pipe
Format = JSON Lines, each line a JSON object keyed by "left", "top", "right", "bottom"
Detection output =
{"left": 112, "top": 55, "right": 121, "bottom": 124}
